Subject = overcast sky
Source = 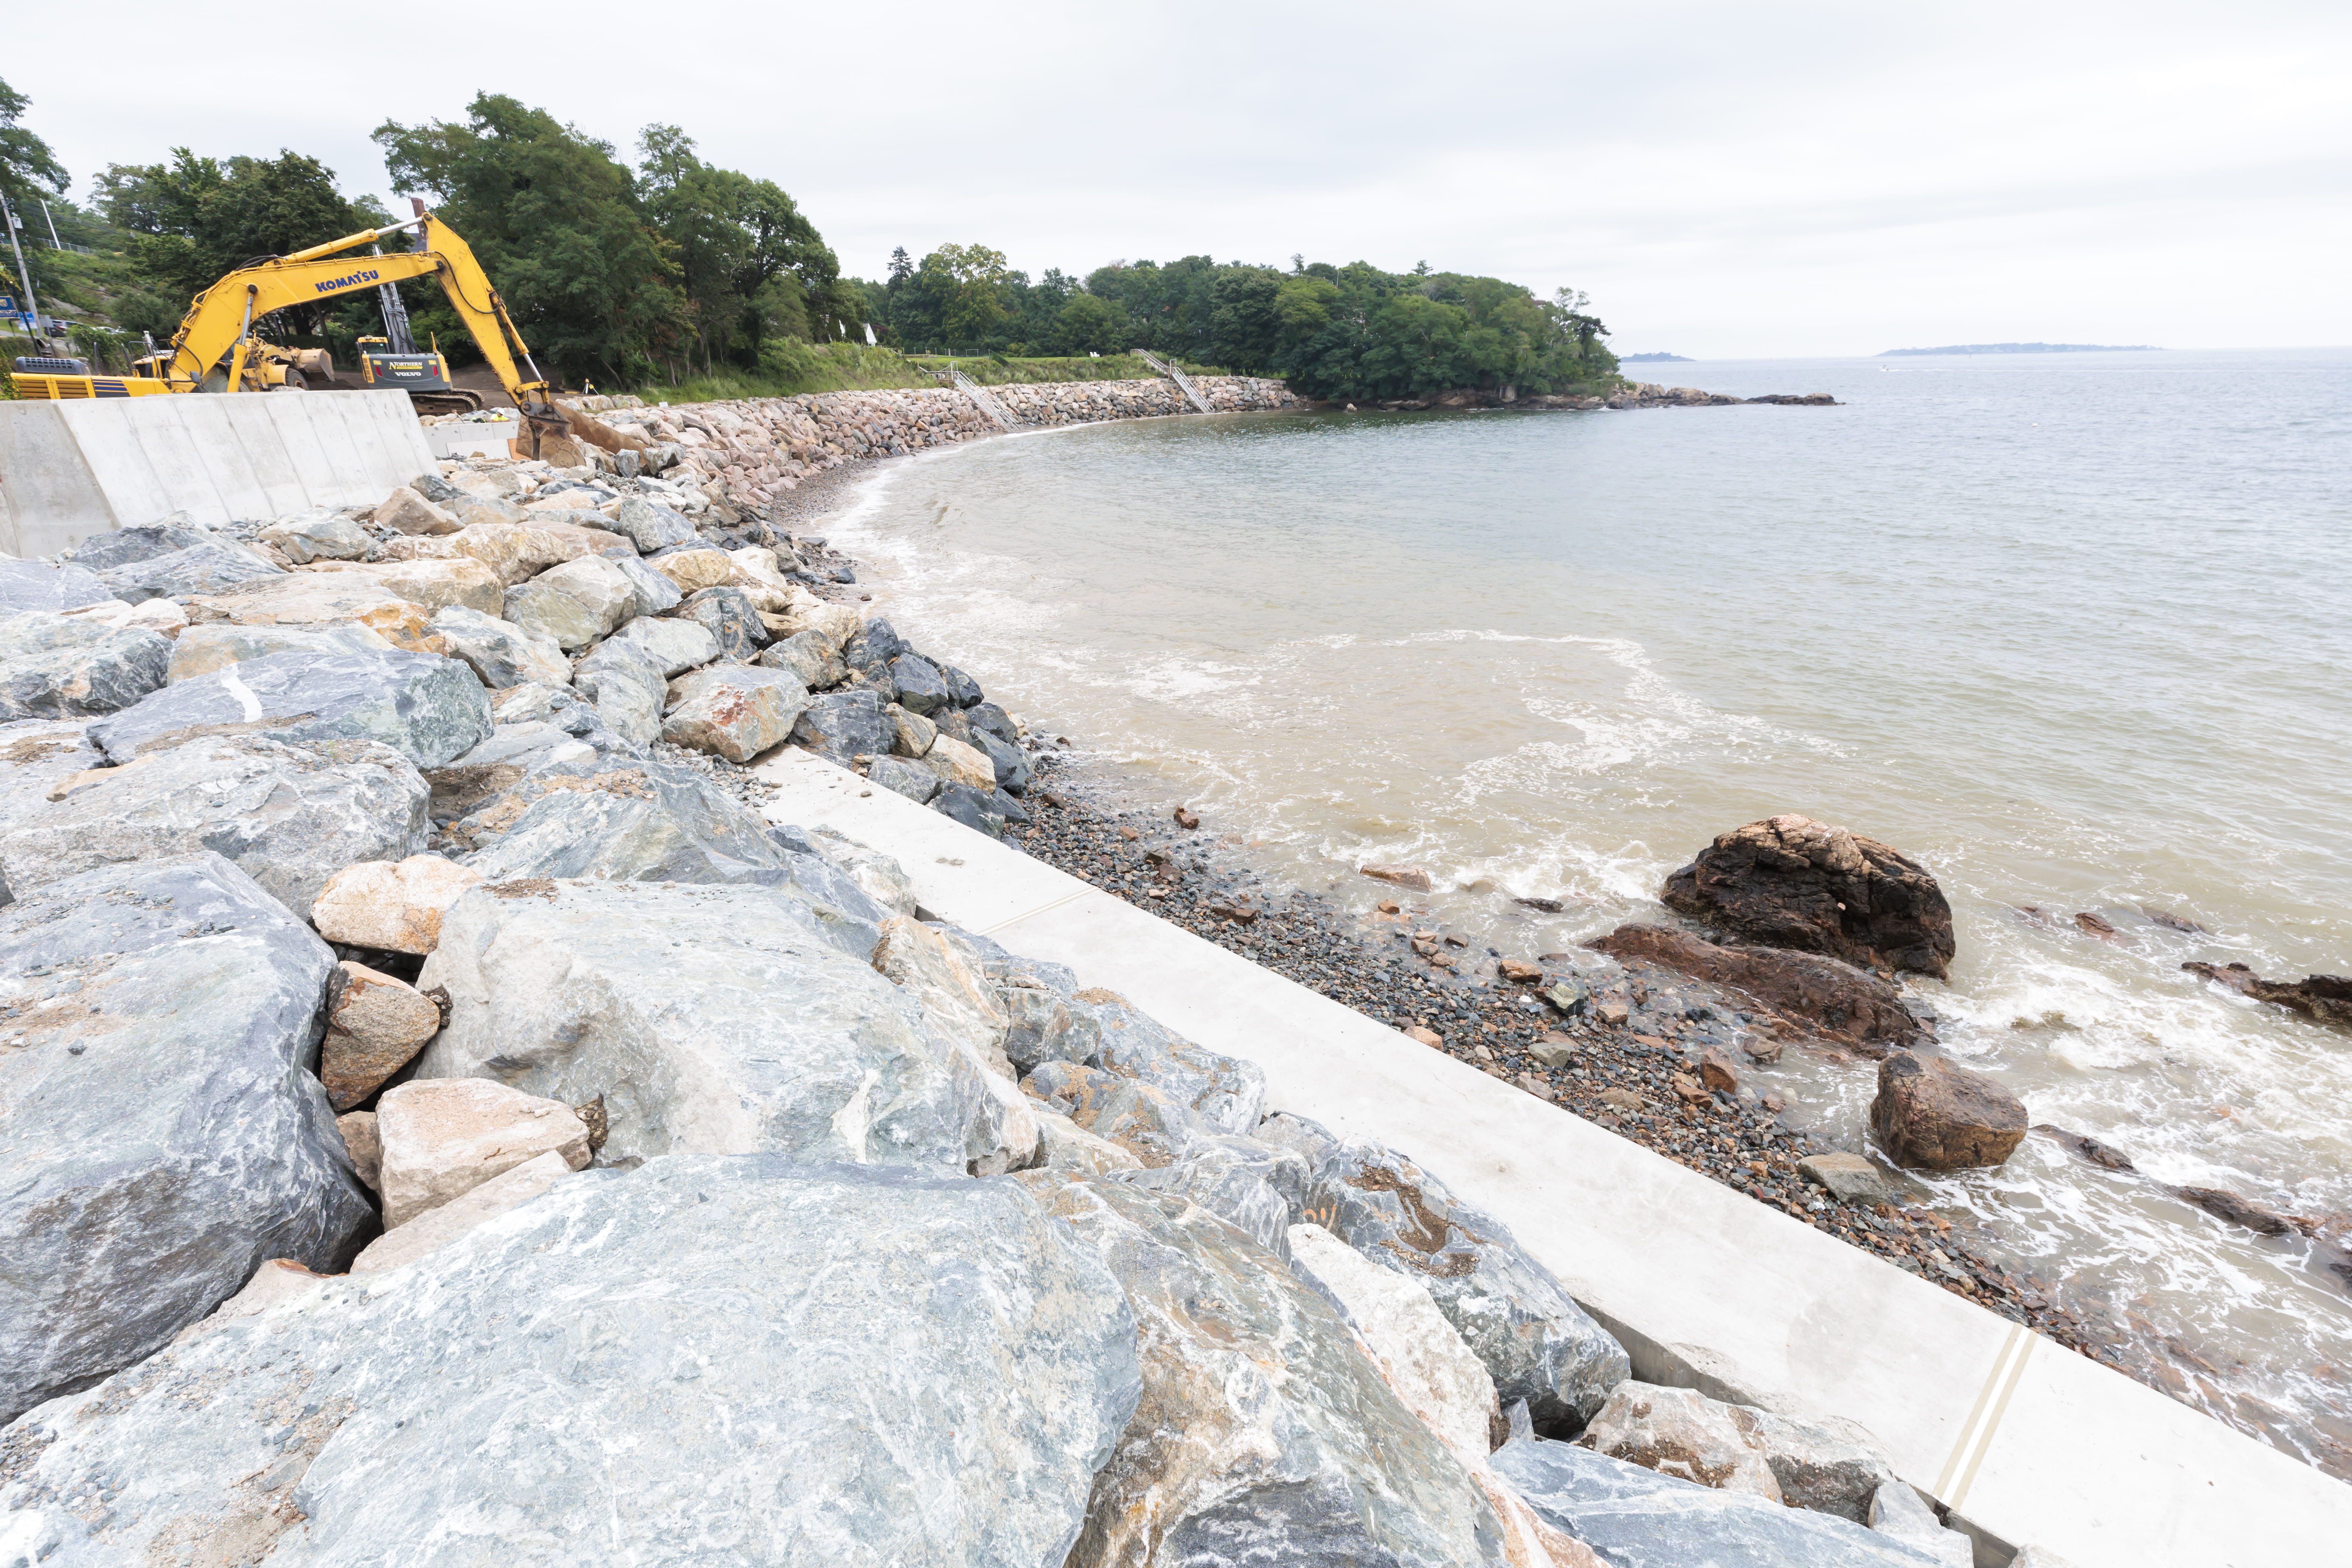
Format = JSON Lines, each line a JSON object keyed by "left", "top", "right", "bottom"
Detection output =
{"left": 16, "top": 2, "right": 2349, "bottom": 357}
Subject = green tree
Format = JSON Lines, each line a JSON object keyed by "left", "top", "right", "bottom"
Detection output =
{"left": 1053, "top": 291, "right": 1122, "bottom": 354}
{"left": 0, "top": 78, "right": 67, "bottom": 214}
{"left": 923, "top": 243, "right": 1011, "bottom": 351}
{"left": 636, "top": 124, "right": 850, "bottom": 373}
{"left": 92, "top": 149, "right": 386, "bottom": 339}
{"left": 375, "top": 94, "right": 685, "bottom": 386}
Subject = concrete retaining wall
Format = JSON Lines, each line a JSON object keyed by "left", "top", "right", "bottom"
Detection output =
{"left": 0, "top": 390, "right": 433, "bottom": 559}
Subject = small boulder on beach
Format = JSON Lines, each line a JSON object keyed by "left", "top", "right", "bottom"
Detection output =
{"left": 1869, "top": 1050, "right": 2026, "bottom": 1170}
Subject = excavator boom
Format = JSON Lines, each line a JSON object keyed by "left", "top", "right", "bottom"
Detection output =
{"left": 10, "top": 210, "right": 561, "bottom": 444}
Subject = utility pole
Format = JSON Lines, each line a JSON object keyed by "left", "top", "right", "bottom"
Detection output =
{"left": 38, "top": 200, "right": 61, "bottom": 249}
{"left": 0, "top": 190, "right": 45, "bottom": 348}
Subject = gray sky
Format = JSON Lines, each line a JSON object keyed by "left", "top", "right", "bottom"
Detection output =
{"left": 17, "top": 1, "right": 2349, "bottom": 357}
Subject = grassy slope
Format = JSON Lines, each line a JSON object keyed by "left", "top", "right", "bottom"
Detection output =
{"left": 904, "top": 352, "right": 1229, "bottom": 385}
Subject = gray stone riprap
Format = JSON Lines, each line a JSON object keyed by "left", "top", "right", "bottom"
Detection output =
{"left": 1260, "top": 1111, "right": 1631, "bottom": 1425}
{"left": 0, "top": 613, "right": 169, "bottom": 719}
{"left": 56, "top": 517, "right": 215, "bottom": 572}
{"left": 572, "top": 634, "right": 669, "bottom": 744}
{"left": 454, "top": 756, "right": 794, "bottom": 889}
{"left": 1491, "top": 1439, "right": 1953, "bottom": 1567}
{"left": 97, "top": 540, "right": 285, "bottom": 602}
{"left": 412, "top": 879, "right": 979, "bottom": 1166}
{"left": 0, "top": 853, "right": 373, "bottom": 1425}
{"left": 426, "top": 603, "right": 568, "bottom": 689}
{"left": 1086, "top": 988, "right": 1268, "bottom": 1135}
{"left": 0, "top": 559, "right": 117, "bottom": 614}
{"left": 89, "top": 647, "right": 492, "bottom": 768}
{"left": 1024, "top": 1172, "right": 1511, "bottom": 1568}
{"left": 165, "top": 620, "right": 392, "bottom": 681}
{"left": 1, "top": 1158, "right": 1139, "bottom": 1568}
{"left": 0, "top": 734, "right": 427, "bottom": 917}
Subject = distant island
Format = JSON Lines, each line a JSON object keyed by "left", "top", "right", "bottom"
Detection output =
{"left": 1620, "top": 352, "right": 1692, "bottom": 362}
{"left": 1877, "top": 342, "right": 2159, "bottom": 357}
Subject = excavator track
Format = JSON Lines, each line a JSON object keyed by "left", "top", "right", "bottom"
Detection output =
{"left": 408, "top": 389, "right": 488, "bottom": 416}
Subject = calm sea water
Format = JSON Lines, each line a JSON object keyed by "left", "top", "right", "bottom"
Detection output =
{"left": 829, "top": 348, "right": 2352, "bottom": 1473}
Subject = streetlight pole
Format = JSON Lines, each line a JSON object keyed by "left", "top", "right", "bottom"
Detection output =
{"left": 0, "top": 190, "right": 46, "bottom": 349}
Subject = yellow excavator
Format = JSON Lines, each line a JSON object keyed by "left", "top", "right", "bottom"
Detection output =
{"left": 9, "top": 203, "right": 567, "bottom": 451}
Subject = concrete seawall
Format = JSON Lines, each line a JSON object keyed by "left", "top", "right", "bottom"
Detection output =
{"left": 0, "top": 389, "right": 433, "bottom": 559}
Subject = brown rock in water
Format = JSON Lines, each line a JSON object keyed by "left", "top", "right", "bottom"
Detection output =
{"left": 1173, "top": 806, "right": 1200, "bottom": 829}
{"left": 2144, "top": 906, "right": 2206, "bottom": 933}
{"left": 2034, "top": 1123, "right": 2137, "bottom": 1172}
{"left": 1870, "top": 1051, "right": 2027, "bottom": 1171}
{"left": 2074, "top": 912, "right": 2120, "bottom": 940}
{"left": 2172, "top": 1185, "right": 2293, "bottom": 1236}
{"left": 1362, "top": 863, "right": 1434, "bottom": 893}
{"left": 321, "top": 961, "right": 444, "bottom": 1111}
{"left": 2182, "top": 962, "right": 2352, "bottom": 1028}
{"left": 1587, "top": 924, "right": 1926, "bottom": 1056}
{"left": 1661, "top": 814, "right": 1954, "bottom": 979}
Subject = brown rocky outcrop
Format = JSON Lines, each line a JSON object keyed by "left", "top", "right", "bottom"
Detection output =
{"left": 2182, "top": 963, "right": 2352, "bottom": 1028}
{"left": 1661, "top": 814, "right": 1954, "bottom": 979}
{"left": 1586, "top": 924, "right": 1926, "bottom": 1056}
{"left": 1869, "top": 1050, "right": 2026, "bottom": 1171}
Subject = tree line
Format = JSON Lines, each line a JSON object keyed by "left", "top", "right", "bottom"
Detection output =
{"left": 856, "top": 249, "right": 1616, "bottom": 399}
{"left": 3, "top": 81, "right": 1615, "bottom": 398}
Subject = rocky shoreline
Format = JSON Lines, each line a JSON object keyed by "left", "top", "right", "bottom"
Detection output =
{"left": 0, "top": 374, "right": 2192, "bottom": 1565}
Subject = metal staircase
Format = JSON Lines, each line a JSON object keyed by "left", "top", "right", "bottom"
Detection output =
{"left": 1135, "top": 349, "right": 1213, "bottom": 413}
{"left": 949, "top": 367, "right": 1020, "bottom": 430}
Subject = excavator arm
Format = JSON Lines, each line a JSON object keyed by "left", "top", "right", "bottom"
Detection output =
{"left": 153, "top": 212, "right": 562, "bottom": 442}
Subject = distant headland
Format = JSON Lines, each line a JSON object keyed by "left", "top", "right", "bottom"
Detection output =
{"left": 1619, "top": 351, "right": 1692, "bottom": 362}
{"left": 1877, "top": 342, "right": 2160, "bottom": 357}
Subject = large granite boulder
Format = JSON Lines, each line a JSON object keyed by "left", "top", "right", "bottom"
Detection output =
{"left": 258, "top": 513, "right": 371, "bottom": 563}
{"left": 427, "top": 603, "right": 569, "bottom": 689}
{"left": 1586, "top": 924, "right": 1926, "bottom": 1055}
{"left": 1, "top": 1158, "right": 1139, "bottom": 1568}
{"left": 503, "top": 559, "right": 631, "bottom": 650}
{"left": 1661, "top": 815, "right": 1955, "bottom": 979}
{"left": 458, "top": 757, "right": 797, "bottom": 889}
{"left": 0, "top": 853, "right": 374, "bottom": 1424}
{"left": 0, "top": 734, "right": 427, "bottom": 918}
{"left": 605, "top": 495, "right": 697, "bottom": 552}
{"left": 1491, "top": 1439, "right": 1953, "bottom": 1568}
{"left": 97, "top": 540, "right": 284, "bottom": 602}
{"left": 1258, "top": 1113, "right": 1629, "bottom": 1425}
{"left": 793, "top": 687, "right": 889, "bottom": 764}
{"left": 166, "top": 622, "right": 392, "bottom": 682}
{"left": 662, "top": 665, "right": 808, "bottom": 763}
{"left": 0, "top": 613, "right": 170, "bottom": 720}
{"left": 675, "top": 584, "right": 769, "bottom": 658}
{"left": 1118, "top": 1142, "right": 1299, "bottom": 1257}
{"left": 414, "top": 880, "right": 978, "bottom": 1168}
{"left": 57, "top": 517, "right": 214, "bottom": 571}
{"left": 185, "top": 574, "right": 435, "bottom": 649}
{"left": 1086, "top": 988, "right": 1267, "bottom": 1135}
{"left": 573, "top": 636, "right": 669, "bottom": 746}
{"left": 613, "top": 612, "right": 719, "bottom": 676}
{"left": 90, "top": 648, "right": 492, "bottom": 768}
{"left": 1023, "top": 1172, "right": 1512, "bottom": 1568}
{"left": 0, "top": 559, "right": 118, "bottom": 614}
{"left": 1869, "top": 1050, "right": 2027, "bottom": 1170}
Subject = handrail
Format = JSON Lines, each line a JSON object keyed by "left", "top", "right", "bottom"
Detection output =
{"left": 1135, "top": 348, "right": 1213, "bottom": 413}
